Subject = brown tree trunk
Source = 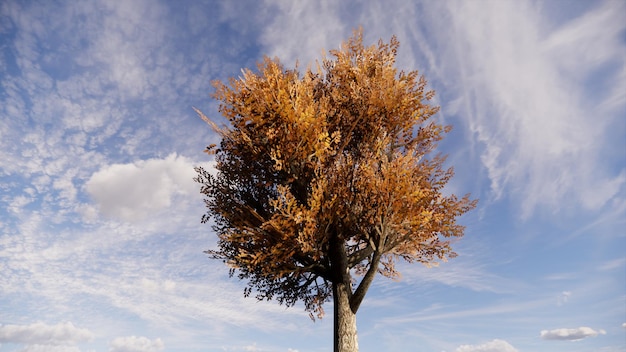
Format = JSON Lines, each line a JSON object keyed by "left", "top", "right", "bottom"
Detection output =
{"left": 333, "top": 281, "right": 358, "bottom": 352}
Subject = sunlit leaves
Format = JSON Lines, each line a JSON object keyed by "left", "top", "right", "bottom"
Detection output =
{"left": 195, "top": 29, "right": 476, "bottom": 318}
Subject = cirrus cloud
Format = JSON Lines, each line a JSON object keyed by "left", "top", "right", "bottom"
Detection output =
{"left": 435, "top": 0, "right": 626, "bottom": 217}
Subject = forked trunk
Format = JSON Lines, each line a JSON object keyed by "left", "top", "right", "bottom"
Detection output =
{"left": 333, "top": 281, "right": 358, "bottom": 352}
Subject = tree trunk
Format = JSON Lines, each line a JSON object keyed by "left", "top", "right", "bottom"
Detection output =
{"left": 329, "top": 233, "right": 359, "bottom": 352}
{"left": 333, "top": 281, "right": 358, "bottom": 352}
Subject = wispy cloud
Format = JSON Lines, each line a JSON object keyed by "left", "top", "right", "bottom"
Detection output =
{"left": 260, "top": 1, "right": 347, "bottom": 66}
{"left": 598, "top": 257, "right": 626, "bottom": 271}
{"left": 380, "top": 296, "right": 551, "bottom": 325}
{"left": 424, "top": 0, "right": 625, "bottom": 218}
{"left": 0, "top": 213, "right": 306, "bottom": 334}
{"left": 397, "top": 258, "right": 524, "bottom": 294}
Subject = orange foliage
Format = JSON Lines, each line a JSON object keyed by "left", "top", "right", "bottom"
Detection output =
{"left": 195, "top": 29, "right": 477, "bottom": 319}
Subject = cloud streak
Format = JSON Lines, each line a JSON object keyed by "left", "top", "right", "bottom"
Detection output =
{"left": 426, "top": 0, "right": 626, "bottom": 217}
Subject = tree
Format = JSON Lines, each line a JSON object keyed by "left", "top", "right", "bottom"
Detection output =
{"left": 195, "top": 29, "right": 477, "bottom": 352}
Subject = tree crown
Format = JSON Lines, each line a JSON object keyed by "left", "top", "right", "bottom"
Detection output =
{"left": 195, "top": 30, "right": 477, "bottom": 319}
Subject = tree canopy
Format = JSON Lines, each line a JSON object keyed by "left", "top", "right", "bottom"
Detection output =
{"left": 195, "top": 30, "right": 477, "bottom": 327}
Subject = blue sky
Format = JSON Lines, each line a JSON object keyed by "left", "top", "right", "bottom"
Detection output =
{"left": 0, "top": 0, "right": 624, "bottom": 351}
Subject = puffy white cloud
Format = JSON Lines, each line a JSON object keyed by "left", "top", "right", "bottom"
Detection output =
{"left": 455, "top": 339, "right": 518, "bottom": 352}
{"left": 540, "top": 326, "right": 606, "bottom": 341}
{"left": 0, "top": 322, "right": 93, "bottom": 345}
{"left": 85, "top": 154, "right": 202, "bottom": 222}
{"left": 109, "top": 336, "right": 164, "bottom": 352}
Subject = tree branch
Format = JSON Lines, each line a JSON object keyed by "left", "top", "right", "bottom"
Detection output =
{"left": 350, "top": 250, "right": 382, "bottom": 313}
{"left": 296, "top": 260, "right": 331, "bottom": 280}
{"left": 347, "top": 245, "right": 374, "bottom": 268}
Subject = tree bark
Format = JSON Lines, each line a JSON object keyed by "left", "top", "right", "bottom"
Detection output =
{"left": 333, "top": 281, "right": 358, "bottom": 352}
{"left": 330, "top": 235, "right": 359, "bottom": 352}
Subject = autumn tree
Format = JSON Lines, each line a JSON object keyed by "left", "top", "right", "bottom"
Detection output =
{"left": 195, "top": 29, "right": 476, "bottom": 352}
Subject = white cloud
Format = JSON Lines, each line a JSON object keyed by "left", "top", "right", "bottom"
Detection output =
{"left": 0, "top": 322, "right": 93, "bottom": 345}
{"left": 540, "top": 326, "right": 606, "bottom": 341}
{"left": 18, "top": 345, "right": 82, "bottom": 352}
{"left": 85, "top": 154, "right": 200, "bottom": 222}
{"left": 261, "top": 1, "right": 346, "bottom": 66}
{"left": 455, "top": 339, "right": 518, "bottom": 352}
{"left": 430, "top": 0, "right": 626, "bottom": 217}
{"left": 109, "top": 336, "right": 164, "bottom": 352}
{"left": 76, "top": 0, "right": 171, "bottom": 100}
